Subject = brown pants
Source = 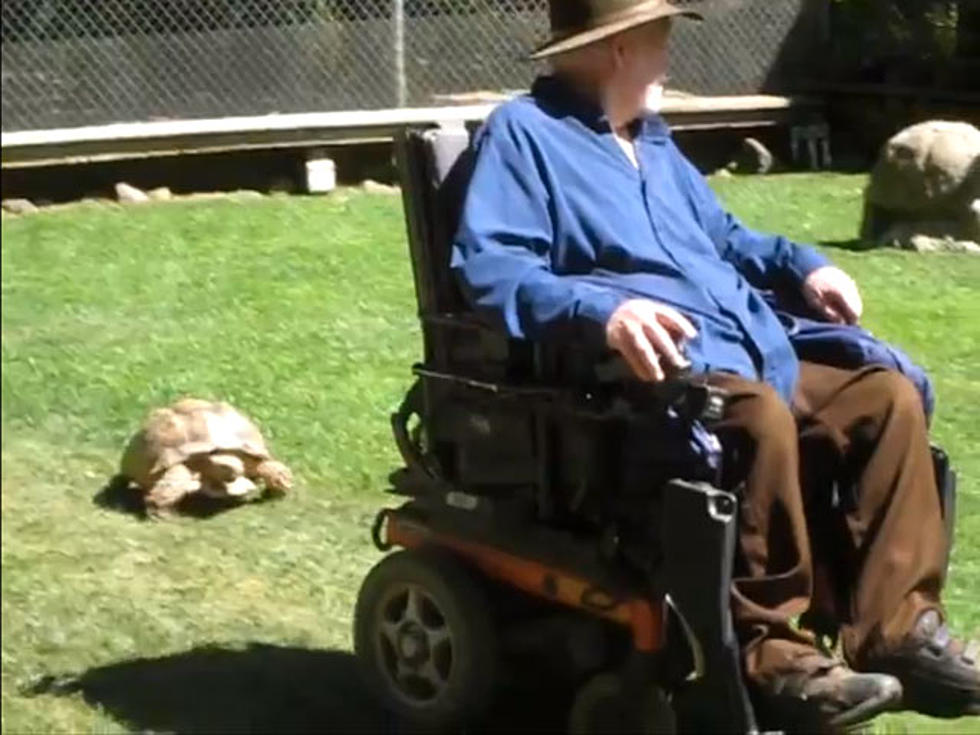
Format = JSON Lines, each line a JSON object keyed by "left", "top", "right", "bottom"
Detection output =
{"left": 708, "top": 362, "right": 947, "bottom": 687}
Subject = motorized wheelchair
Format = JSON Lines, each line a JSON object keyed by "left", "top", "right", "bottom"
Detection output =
{"left": 352, "top": 124, "right": 959, "bottom": 733}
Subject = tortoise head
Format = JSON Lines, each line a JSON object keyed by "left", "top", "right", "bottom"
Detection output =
{"left": 254, "top": 459, "right": 293, "bottom": 495}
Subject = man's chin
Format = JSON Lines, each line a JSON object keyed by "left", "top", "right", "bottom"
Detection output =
{"left": 644, "top": 83, "right": 664, "bottom": 114}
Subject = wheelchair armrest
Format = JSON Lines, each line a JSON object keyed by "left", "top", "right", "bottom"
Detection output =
{"left": 594, "top": 355, "right": 728, "bottom": 425}
{"left": 415, "top": 314, "right": 729, "bottom": 430}
{"left": 594, "top": 353, "right": 658, "bottom": 383}
{"left": 422, "top": 311, "right": 496, "bottom": 331}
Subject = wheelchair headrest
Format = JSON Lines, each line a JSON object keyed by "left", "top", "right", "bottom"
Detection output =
{"left": 422, "top": 126, "right": 475, "bottom": 266}
{"left": 424, "top": 126, "right": 471, "bottom": 188}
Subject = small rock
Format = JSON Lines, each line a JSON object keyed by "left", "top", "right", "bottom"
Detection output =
{"left": 115, "top": 182, "right": 150, "bottom": 204}
{"left": 45, "top": 201, "right": 92, "bottom": 214}
{"left": 2, "top": 198, "right": 38, "bottom": 215}
{"left": 880, "top": 219, "right": 980, "bottom": 253}
{"left": 361, "top": 179, "right": 399, "bottom": 195}
{"left": 907, "top": 234, "right": 980, "bottom": 253}
{"left": 229, "top": 189, "right": 264, "bottom": 200}
{"left": 147, "top": 187, "right": 172, "bottom": 201}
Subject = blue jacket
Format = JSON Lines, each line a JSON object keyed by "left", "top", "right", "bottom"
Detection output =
{"left": 451, "top": 75, "right": 830, "bottom": 404}
{"left": 765, "top": 291, "right": 935, "bottom": 421}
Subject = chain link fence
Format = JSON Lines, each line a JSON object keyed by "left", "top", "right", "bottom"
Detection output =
{"left": 2, "top": 0, "right": 827, "bottom": 132}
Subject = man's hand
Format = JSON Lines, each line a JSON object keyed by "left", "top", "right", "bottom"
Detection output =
{"left": 606, "top": 299, "right": 698, "bottom": 382}
{"left": 802, "top": 266, "right": 863, "bottom": 325}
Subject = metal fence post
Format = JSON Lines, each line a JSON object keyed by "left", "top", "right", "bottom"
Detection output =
{"left": 394, "top": 0, "right": 407, "bottom": 108}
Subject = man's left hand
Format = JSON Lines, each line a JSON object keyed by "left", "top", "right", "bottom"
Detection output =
{"left": 802, "top": 266, "right": 863, "bottom": 325}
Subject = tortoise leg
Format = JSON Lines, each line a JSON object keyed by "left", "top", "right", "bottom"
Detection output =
{"left": 145, "top": 463, "right": 200, "bottom": 518}
{"left": 251, "top": 459, "right": 293, "bottom": 495}
{"left": 199, "top": 453, "right": 246, "bottom": 497}
{"left": 225, "top": 476, "right": 257, "bottom": 497}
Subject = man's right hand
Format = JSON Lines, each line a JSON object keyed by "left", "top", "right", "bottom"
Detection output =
{"left": 605, "top": 299, "right": 698, "bottom": 382}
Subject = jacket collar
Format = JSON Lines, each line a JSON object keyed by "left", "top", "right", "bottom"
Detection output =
{"left": 530, "top": 74, "right": 671, "bottom": 142}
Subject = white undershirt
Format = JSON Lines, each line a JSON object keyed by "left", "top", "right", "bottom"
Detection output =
{"left": 613, "top": 126, "right": 640, "bottom": 169}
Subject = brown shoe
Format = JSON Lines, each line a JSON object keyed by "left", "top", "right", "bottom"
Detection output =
{"left": 756, "top": 655, "right": 903, "bottom": 732}
{"left": 861, "top": 610, "right": 980, "bottom": 718}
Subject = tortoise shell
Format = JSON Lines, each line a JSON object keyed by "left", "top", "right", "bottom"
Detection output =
{"left": 121, "top": 398, "right": 272, "bottom": 490}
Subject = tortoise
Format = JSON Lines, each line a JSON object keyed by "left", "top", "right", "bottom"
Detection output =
{"left": 120, "top": 398, "right": 292, "bottom": 517}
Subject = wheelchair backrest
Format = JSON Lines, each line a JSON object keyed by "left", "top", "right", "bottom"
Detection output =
{"left": 392, "top": 122, "right": 605, "bottom": 384}
{"left": 394, "top": 126, "right": 476, "bottom": 317}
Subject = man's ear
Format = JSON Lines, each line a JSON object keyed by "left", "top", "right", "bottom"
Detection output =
{"left": 609, "top": 37, "right": 628, "bottom": 71}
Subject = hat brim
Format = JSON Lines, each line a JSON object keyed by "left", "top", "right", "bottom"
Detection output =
{"left": 528, "top": 4, "right": 702, "bottom": 61}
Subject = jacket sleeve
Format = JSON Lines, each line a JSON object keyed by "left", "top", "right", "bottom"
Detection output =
{"left": 450, "top": 121, "right": 625, "bottom": 345}
{"left": 670, "top": 142, "right": 830, "bottom": 290}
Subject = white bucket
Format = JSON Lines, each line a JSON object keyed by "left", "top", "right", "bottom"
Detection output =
{"left": 305, "top": 155, "right": 336, "bottom": 194}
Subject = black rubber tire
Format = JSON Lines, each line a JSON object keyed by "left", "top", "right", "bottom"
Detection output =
{"left": 353, "top": 548, "right": 497, "bottom": 731}
{"left": 568, "top": 672, "right": 676, "bottom": 735}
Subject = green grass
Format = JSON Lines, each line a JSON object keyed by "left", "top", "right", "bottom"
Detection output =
{"left": 2, "top": 177, "right": 978, "bottom": 733}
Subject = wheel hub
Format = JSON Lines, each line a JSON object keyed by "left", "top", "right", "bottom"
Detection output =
{"left": 375, "top": 583, "right": 454, "bottom": 705}
{"left": 397, "top": 623, "right": 430, "bottom": 666}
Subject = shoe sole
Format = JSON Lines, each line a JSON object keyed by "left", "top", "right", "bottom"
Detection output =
{"left": 828, "top": 677, "right": 904, "bottom": 729}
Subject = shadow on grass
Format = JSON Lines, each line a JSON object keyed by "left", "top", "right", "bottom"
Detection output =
{"left": 25, "top": 643, "right": 571, "bottom": 733}
{"left": 93, "top": 474, "right": 146, "bottom": 516}
{"left": 93, "top": 475, "right": 283, "bottom": 521}
{"left": 819, "top": 238, "right": 874, "bottom": 252}
{"left": 25, "top": 644, "right": 391, "bottom": 734}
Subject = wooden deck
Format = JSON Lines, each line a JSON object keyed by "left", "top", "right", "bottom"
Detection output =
{"left": 1, "top": 94, "right": 824, "bottom": 169}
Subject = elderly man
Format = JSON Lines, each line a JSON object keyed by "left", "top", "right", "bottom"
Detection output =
{"left": 450, "top": 0, "right": 979, "bottom": 728}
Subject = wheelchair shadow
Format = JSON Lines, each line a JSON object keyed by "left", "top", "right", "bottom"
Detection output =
{"left": 25, "top": 642, "right": 569, "bottom": 733}
{"left": 93, "top": 474, "right": 282, "bottom": 520}
{"left": 25, "top": 643, "right": 392, "bottom": 733}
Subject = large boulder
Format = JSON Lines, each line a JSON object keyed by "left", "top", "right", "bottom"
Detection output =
{"left": 861, "top": 120, "right": 980, "bottom": 252}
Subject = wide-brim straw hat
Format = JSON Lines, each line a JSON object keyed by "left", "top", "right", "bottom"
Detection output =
{"left": 529, "top": 0, "right": 703, "bottom": 60}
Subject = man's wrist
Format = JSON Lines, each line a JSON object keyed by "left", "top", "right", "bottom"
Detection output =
{"left": 578, "top": 291, "right": 629, "bottom": 349}
{"left": 787, "top": 246, "right": 832, "bottom": 288}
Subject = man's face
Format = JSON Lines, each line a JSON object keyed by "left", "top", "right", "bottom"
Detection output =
{"left": 612, "top": 19, "right": 672, "bottom": 105}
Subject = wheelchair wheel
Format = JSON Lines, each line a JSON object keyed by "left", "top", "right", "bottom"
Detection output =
{"left": 353, "top": 547, "right": 497, "bottom": 731}
{"left": 568, "top": 672, "right": 676, "bottom": 735}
